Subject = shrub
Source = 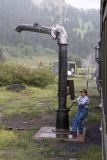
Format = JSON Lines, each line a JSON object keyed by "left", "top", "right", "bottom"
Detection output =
{"left": 0, "top": 130, "right": 17, "bottom": 148}
{"left": 0, "top": 63, "right": 55, "bottom": 88}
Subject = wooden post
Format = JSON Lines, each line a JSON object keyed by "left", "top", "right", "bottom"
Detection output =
{"left": 0, "top": 48, "right": 3, "bottom": 62}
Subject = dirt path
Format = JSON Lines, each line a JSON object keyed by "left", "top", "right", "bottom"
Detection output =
{"left": 1, "top": 112, "right": 101, "bottom": 144}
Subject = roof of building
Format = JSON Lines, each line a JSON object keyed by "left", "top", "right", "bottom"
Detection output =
{"left": 68, "top": 61, "right": 76, "bottom": 64}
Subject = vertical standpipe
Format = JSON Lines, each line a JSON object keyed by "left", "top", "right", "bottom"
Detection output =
{"left": 55, "top": 44, "right": 69, "bottom": 131}
{"left": 15, "top": 23, "right": 69, "bottom": 131}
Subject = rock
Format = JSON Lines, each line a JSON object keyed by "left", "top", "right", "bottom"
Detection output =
{"left": 6, "top": 84, "right": 26, "bottom": 91}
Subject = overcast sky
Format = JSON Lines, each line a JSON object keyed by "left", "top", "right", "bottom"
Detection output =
{"left": 32, "top": 0, "right": 100, "bottom": 9}
{"left": 65, "top": 0, "right": 100, "bottom": 9}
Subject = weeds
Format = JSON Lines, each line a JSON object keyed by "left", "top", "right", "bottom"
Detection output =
{"left": 0, "top": 130, "right": 17, "bottom": 149}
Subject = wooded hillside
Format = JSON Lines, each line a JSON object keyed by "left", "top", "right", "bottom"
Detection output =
{"left": 0, "top": 0, "right": 100, "bottom": 58}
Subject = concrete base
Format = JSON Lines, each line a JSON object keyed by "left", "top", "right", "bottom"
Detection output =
{"left": 33, "top": 127, "right": 87, "bottom": 142}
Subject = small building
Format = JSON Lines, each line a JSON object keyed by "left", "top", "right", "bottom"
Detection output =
{"left": 67, "top": 61, "right": 76, "bottom": 73}
{"left": 53, "top": 61, "right": 76, "bottom": 75}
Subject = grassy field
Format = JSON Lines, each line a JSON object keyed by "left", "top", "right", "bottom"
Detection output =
{"left": 6, "top": 55, "right": 57, "bottom": 67}
{"left": 0, "top": 85, "right": 57, "bottom": 119}
{"left": 3, "top": 45, "right": 58, "bottom": 67}
{"left": 0, "top": 75, "right": 102, "bottom": 160}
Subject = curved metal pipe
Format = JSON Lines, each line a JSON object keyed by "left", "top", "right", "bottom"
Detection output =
{"left": 15, "top": 23, "right": 68, "bottom": 45}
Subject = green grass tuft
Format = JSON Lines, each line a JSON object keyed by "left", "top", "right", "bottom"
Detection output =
{"left": 74, "top": 145, "right": 102, "bottom": 160}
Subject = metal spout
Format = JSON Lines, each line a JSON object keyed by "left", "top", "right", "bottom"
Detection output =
{"left": 15, "top": 23, "right": 51, "bottom": 35}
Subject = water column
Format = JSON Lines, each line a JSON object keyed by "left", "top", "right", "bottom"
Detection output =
{"left": 15, "top": 23, "right": 69, "bottom": 132}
